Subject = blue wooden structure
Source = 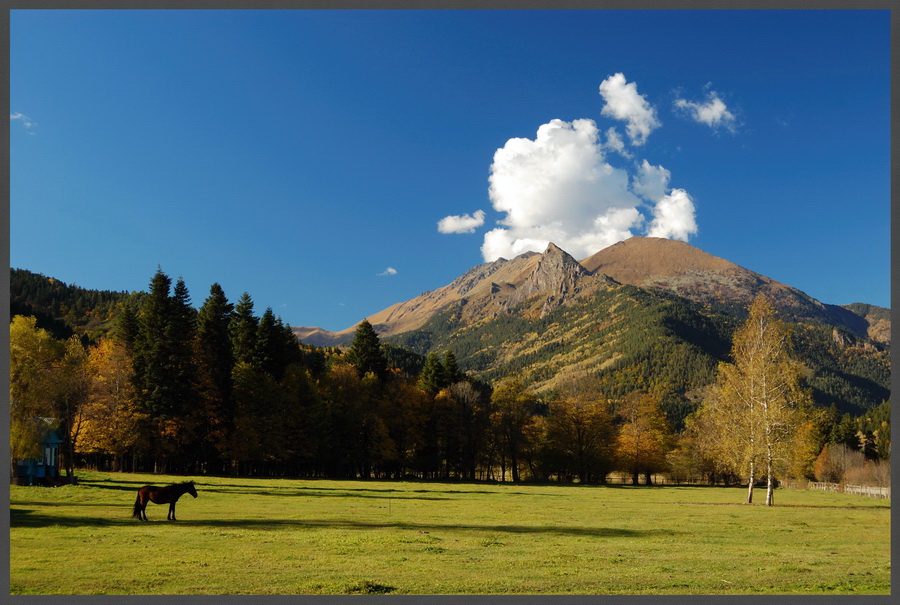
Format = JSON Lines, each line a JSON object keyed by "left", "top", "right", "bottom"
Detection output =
{"left": 15, "top": 418, "right": 64, "bottom": 485}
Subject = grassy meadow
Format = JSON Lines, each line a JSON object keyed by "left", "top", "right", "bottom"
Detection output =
{"left": 9, "top": 471, "right": 890, "bottom": 595}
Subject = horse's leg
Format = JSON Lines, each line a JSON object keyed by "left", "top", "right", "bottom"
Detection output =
{"left": 140, "top": 499, "right": 148, "bottom": 521}
{"left": 169, "top": 501, "right": 176, "bottom": 521}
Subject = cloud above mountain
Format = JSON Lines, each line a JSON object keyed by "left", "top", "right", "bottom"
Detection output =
{"left": 481, "top": 118, "right": 648, "bottom": 261}
{"left": 438, "top": 73, "right": 705, "bottom": 262}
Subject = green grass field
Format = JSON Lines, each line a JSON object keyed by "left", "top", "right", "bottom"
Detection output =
{"left": 9, "top": 471, "right": 890, "bottom": 595}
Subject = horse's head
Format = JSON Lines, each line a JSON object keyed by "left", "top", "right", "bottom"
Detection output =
{"left": 186, "top": 481, "right": 198, "bottom": 498}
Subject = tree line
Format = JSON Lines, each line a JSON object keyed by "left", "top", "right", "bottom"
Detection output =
{"left": 10, "top": 270, "right": 890, "bottom": 502}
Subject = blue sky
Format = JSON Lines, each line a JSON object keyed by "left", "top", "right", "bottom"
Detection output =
{"left": 10, "top": 9, "right": 890, "bottom": 332}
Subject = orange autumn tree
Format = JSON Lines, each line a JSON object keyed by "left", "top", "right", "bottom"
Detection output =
{"left": 615, "top": 391, "right": 673, "bottom": 485}
{"left": 77, "top": 337, "right": 146, "bottom": 471}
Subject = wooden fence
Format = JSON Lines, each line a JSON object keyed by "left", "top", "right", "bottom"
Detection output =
{"left": 807, "top": 482, "right": 891, "bottom": 500}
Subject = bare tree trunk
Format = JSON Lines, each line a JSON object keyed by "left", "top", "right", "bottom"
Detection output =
{"left": 765, "top": 455, "right": 775, "bottom": 506}
{"left": 746, "top": 459, "right": 755, "bottom": 504}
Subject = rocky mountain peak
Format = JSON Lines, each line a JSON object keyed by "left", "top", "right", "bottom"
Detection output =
{"left": 505, "top": 242, "right": 590, "bottom": 315}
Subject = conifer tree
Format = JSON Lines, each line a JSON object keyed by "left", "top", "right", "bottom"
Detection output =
{"left": 132, "top": 269, "right": 177, "bottom": 419}
{"left": 169, "top": 277, "right": 197, "bottom": 414}
{"left": 254, "top": 307, "right": 279, "bottom": 376}
{"left": 419, "top": 352, "right": 448, "bottom": 396}
{"left": 195, "top": 283, "right": 234, "bottom": 470}
{"left": 345, "top": 319, "right": 387, "bottom": 380}
{"left": 230, "top": 292, "right": 258, "bottom": 366}
{"left": 443, "top": 350, "right": 462, "bottom": 384}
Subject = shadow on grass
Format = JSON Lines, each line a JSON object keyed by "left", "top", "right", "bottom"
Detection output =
{"left": 10, "top": 507, "right": 678, "bottom": 539}
{"left": 11, "top": 507, "right": 125, "bottom": 528}
{"left": 77, "top": 477, "right": 542, "bottom": 498}
{"left": 79, "top": 479, "right": 532, "bottom": 501}
{"left": 195, "top": 487, "right": 453, "bottom": 501}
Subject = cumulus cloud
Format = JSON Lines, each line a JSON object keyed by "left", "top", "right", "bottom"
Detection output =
{"left": 599, "top": 73, "right": 660, "bottom": 146}
{"left": 646, "top": 189, "right": 698, "bottom": 240}
{"left": 631, "top": 160, "right": 671, "bottom": 203}
{"left": 482, "top": 117, "right": 697, "bottom": 262}
{"left": 443, "top": 76, "right": 702, "bottom": 263}
{"left": 674, "top": 89, "right": 737, "bottom": 132}
{"left": 484, "top": 118, "right": 644, "bottom": 261}
{"left": 377, "top": 267, "right": 398, "bottom": 277}
{"left": 437, "top": 209, "right": 486, "bottom": 234}
{"left": 10, "top": 112, "right": 36, "bottom": 133}
{"left": 632, "top": 159, "right": 698, "bottom": 241}
{"left": 603, "top": 127, "right": 632, "bottom": 159}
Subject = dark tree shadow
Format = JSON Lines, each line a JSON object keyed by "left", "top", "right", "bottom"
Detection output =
{"left": 11, "top": 506, "right": 681, "bottom": 539}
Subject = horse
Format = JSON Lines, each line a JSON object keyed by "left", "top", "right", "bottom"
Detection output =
{"left": 132, "top": 481, "right": 198, "bottom": 521}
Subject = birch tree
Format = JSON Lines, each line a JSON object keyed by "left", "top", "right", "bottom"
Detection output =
{"left": 697, "top": 295, "right": 813, "bottom": 505}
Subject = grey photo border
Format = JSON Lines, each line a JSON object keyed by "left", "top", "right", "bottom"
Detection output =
{"left": 2, "top": 1, "right": 896, "bottom": 603}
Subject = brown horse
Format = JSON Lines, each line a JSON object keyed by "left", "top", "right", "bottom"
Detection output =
{"left": 132, "top": 481, "right": 198, "bottom": 521}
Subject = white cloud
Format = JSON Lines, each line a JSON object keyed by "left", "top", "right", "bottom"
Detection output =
{"left": 482, "top": 117, "right": 695, "bottom": 262}
{"left": 603, "top": 127, "right": 632, "bottom": 159}
{"left": 377, "top": 267, "right": 398, "bottom": 277}
{"left": 10, "top": 112, "right": 37, "bottom": 133}
{"left": 674, "top": 89, "right": 737, "bottom": 132}
{"left": 631, "top": 160, "right": 671, "bottom": 203}
{"left": 646, "top": 189, "right": 698, "bottom": 241}
{"left": 437, "top": 209, "right": 486, "bottom": 234}
{"left": 632, "top": 160, "right": 698, "bottom": 242}
{"left": 598, "top": 73, "right": 660, "bottom": 146}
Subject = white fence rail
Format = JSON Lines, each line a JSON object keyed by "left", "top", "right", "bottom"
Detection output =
{"left": 807, "top": 482, "right": 890, "bottom": 500}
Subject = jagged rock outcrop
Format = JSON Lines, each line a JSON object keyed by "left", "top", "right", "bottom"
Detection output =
{"left": 505, "top": 243, "right": 589, "bottom": 316}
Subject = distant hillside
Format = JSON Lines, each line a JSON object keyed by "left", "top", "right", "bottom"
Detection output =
{"left": 10, "top": 268, "right": 139, "bottom": 341}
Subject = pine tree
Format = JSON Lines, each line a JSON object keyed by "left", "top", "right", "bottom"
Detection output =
{"left": 345, "top": 319, "right": 387, "bottom": 380}
{"left": 443, "top": 350, "right": 462, "bottom": 384}
{"left": 230, "top": 292, "right": 258, "bottom": 366}
{"left": 419, "top": 352, "right": 448, "bottom": 396}
{"left": 132, "top": 269, "right": 177, "bottom": 419}
{"left": 169, "top": 277, "right": 197, "bottom": 415}
{"left": 254, "top": 307, "right": 279, "bottom": 376}
{"left": 194, "top": 283, "right": 234, "bottom": 471}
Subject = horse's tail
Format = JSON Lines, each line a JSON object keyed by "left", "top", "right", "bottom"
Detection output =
{"left": 132, "top": 491, "right": 142, "bottom": 519}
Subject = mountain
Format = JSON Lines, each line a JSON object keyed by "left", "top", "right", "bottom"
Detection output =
{"left": 294, "top": 237, "right": 890, "bottom": 422}
{"left": 297, "top": 237, "right": 886, "bottom": 347}
{"left": 580, "top": 237, "right": 874, "bottom": 338}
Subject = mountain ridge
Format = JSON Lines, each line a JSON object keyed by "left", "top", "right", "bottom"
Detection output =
{"left": 296, "top": 237, "right": 888, "bottom": 348}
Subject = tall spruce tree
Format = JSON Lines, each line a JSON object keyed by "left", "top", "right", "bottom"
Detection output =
{"left": 443, "top": 350, "right": 462, "bottom": 384}
{"left": 254, "top": 307, "right": 279, "bottom": 376}
{"left": 230, "top": 292, "right": 258, "bottom": 365}
{"left": 345, "top": 319, "right": 387, "bottom": 379}
{"left": 419, "top": 352, "right": 448, "bottom": 396}
{"left": 169, "top": 277, "right": 197, "bottom": 414}
{"left": 132, "top": 269, "right": 177, "bottom": 419}
{"left": 195, "top": 283, "right": 235, "bottom": 470}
